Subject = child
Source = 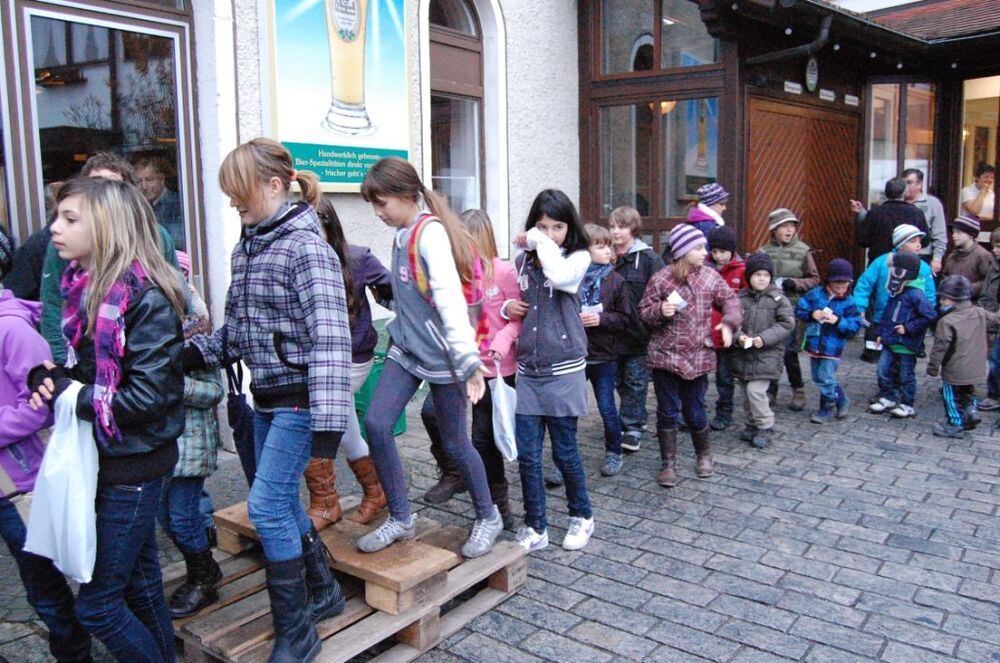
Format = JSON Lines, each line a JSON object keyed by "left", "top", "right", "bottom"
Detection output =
{"left": 707, "top": 225, "right": 746, "bottom": 430}
{"left": 687, "top": 182, "right": 730, "bottom": 238}
{"left": 357, "top": 157, "right": 503, "bottom": 560}
{"left": 582, "top": 224, "right": 635, "bottom": 476}
{"left": 639, "top": 224, "right": 742, "bottom": 487}
{"left": 512, "top": 189, "right": 595, "bottom": 552}
{"left": 795, "top": 258, "right": 863, "bottom": 424}
{"left": 928, "top": 275, "right": 1000, "bottom": 438}
{"left": 759, "top": 208, "right": 819, "bottom": 411}
{"left": 870, "top": 251, "right": 936, "bottom": 419}
{"left": 608, "top": 206, "right": 664, "bottom": 452}
{"left": 977, "top": 228, "right": 1000, "bottom": 411}
{"left": 942, "top": 214, "right": 993, "bottom": 299}
{"left": 731, "top": 253, "right": 794, "bottom": 449}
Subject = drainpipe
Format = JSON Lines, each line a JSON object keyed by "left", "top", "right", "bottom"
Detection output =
{"left": 745, "top": 13, "right": 833, "bottom": 66}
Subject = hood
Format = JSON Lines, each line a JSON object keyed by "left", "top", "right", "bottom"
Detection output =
{"left": 242, "top": 201, "right": 321, "bottom": 254}
{"left": 625, "top": 238, "right": 653, "bottom": 255}
{"left": 688, "top": 203, "right": 725, "bottom": 226}
{"left": 0, "top": 289, "right": 42, "bottom": 326}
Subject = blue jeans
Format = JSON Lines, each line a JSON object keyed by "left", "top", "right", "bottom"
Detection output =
{"left": 586, "top": 362, "right": 623, "bottom": 454}
{"left": 715, "top": 350, "right": 735, "bottom": 418}
{"left": 651, "top": 370, "right": 708, "bottom": 432}
{"left": 75, "top": 478, "right": 174, "bottom": 662}
{"left": 810, "top": 357, "right": 840, "bottom": 402}
{"left": 877, "top": 349, "right": 917, "bottom": 406}
{"left": 988, "top": 336, "right": 1000, "bottom": 399}
{"left": 0, "top": 497, "right": 90, "bottom": 662}
{"left": 615, "top": 354, "right": 649, "bottom": 435}
{"left": 515, "top": 414, "right": 592, "bottom": 532}
{"left": 199, "top": 490, "right": 215, "bottom": 531}
{"left": 249, "top": 409, "right": 313, "bottom": 562}
{"left": 158, "top": 476, "right": 209, "bottom": 554}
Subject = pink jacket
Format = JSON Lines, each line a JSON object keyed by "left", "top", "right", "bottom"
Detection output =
{"left": 483, "top": 258, "right": 522, "bottom": 378}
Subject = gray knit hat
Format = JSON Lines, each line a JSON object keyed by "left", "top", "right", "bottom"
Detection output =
{"left": 768, "top": 208, "right": 799, "bottom": 231}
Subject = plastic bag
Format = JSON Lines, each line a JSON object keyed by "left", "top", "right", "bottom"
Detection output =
{"left": 25, "top": 382, "right": 98, "bottom": 583}
{"left": 489, "top": 361, "right": 517, "bottom": 462}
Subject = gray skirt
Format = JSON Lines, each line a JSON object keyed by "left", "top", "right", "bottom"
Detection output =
{"left": 515, "top": 369, "right": 589, "bottom": 417}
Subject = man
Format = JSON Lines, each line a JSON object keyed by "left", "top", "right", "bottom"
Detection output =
{"left": 902, "top": 168, "right": 947, "bottom": 275}
{"left": 961, "top": 162, "right": 995, "bottom": 224}
{"left": 853, "top": 177, "right": 929, "bottom": 262}
{"left": 135, "top": 157, "right": 185, "bottom": 250}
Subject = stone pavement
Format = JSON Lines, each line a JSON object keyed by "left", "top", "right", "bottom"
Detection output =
{"left": 1, "top": 338, "right": 999, "bottom": 661}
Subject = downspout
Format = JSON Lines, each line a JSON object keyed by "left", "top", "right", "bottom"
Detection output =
{"left": 745, "top": 13, "right": 833, "bottom": 66}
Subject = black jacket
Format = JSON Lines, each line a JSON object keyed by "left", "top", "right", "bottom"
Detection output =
{"left": 613, "top": 243, "right": 665, "bottom": 354}
{"left": 6, "top": 224, "right": 51, "bottom": 301}
{"left": 69, "top": 284, "right": 184, "bottom": 486}
{"left": 585, "top": 270, "right": 637, "bottom": 363}
{"left": 856, "top": 200, "right": 928, "bottom": 260}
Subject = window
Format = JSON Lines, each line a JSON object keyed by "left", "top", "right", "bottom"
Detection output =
{"left": 866, "top": 81, "right": 936, "bottom": 205}
{"left": 599, "top": 0, "right": 717, "bottom": 75}
{"left": 959, "top": 76, "right": 999, "bottom": 223}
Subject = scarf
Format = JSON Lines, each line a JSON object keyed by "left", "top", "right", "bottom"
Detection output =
{"left": 581, "top": 263, "right": 613, "bottom": 307}
{"left": 61, "top": 260, "right": 148, "bottom": 447}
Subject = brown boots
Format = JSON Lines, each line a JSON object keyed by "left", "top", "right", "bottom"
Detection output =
{"left": 657, "top": 427, "right": 715, "bottom": 486}
{"left": 691, "top": 428, "right": 715, "bottom": 478}
{"left": 304, "top": 456, "right": 388, "bottom": 531}
{"left": 347, "top": 456, "right": 387, "bottom": 524}
{"left": 788, "top": 388, "right": 806, "bottom": 412}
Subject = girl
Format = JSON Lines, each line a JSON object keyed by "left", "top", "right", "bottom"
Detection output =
{"left": 639, "top": 223, "right": 742, "bottom": 488}
{"left": 29, "top": 176, "right": 187, "bottom": 661}
{"left": 301, "top": 197, "right": 389, "bottom": 530}
{"left": 181, "top": 138, "right": 351, "bottom": 662}
{"left": 510, "top": 189, "right": 595, "bottom": 553}
{"left": 357, "top": 157, "right": 502, "bottom": 559}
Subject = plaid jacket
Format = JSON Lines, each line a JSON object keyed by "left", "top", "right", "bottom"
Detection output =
{"left": 175, "top": 369, "right": 224, "bottom": 477}
{"left": 192, "top": 202, "right": 352, "bottom": 436}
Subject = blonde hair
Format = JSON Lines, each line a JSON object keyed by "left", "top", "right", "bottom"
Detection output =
{"left": 219, "top": 138, "right": 321, "bottom": 211}
{"left": 584, "top": 223, "right": 611, "bottom": 246}
{"left": 671, "top": 257, "right": 692, "bottom": 282}
{"left": 459, "top": 209, "right": 498, "bottom": 282}
{"left": 58, "top": 177, "right": 186, "bottom": 335}
{"left": 608, "top": 206, "right": 642, "bottom": 235}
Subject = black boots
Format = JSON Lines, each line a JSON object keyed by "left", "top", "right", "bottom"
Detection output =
{"left": 657, "top": 429, "right": 678, "bottom": 487}
{"left": 168, "top": 549, "right": 222, "bottom": 618}
{"left": 301, "top": 527, "right": 346, "bottom": 623}
{"left": 265, "top": 557, "right": 321, "bottom": 663}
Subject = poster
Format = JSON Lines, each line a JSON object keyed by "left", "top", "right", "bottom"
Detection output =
{"left": 270, "top": 0, "right": 409, "bottom": 190}
{"left": 681, "top": 52, "right": 718, "bottom": 196}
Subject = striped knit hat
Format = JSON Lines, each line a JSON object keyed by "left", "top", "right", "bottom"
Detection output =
{"left": 952, "top": 214, "right": 980, "bottom": 237}
{"left": 697, "top": 182, "right": 730, "bottom": 207}
{"left": 768, "top": 208, "right": 799, "bottom": 231}
{"left": 892, "top": 224, "right": 925, "bottom": 249}
{"left": 670, "top": 223, "right": 707, "bottom": 260}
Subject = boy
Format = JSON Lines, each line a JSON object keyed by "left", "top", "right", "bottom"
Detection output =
{"left": 795, "top": 259, "right": 863, "bottom": 424}
{"left": 942, "top": 214, "right": 992, "bottom": 299}
{"left": 759, "top": 208, "right": 820, "bottom": 411}
{"left": 870, "top": 252, "right": 936, "bottom": 418}
{"left": 928, "top": 275, "right": 1000, "bottom": 438}
{"left": 977, "top": 228, "right": 1000, "bottom": 411}
{"left": 707, "top": 225, "right": 745, "bottom": 430}
{"left": 732, "top": 253, "right": 794, "bottom": 448}
{"left": 582, "top": 224, "right": 637, "bottom": 476}
{"left": 609, "top": 206, "right": 665, "bottom": 452}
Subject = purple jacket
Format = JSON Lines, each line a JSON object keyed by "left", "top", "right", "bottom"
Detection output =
{"left": 346, "top": 245, "right": 391, "bottom": 364}
{"left": 0, "top": 290, "right": 53, "bottom": 497}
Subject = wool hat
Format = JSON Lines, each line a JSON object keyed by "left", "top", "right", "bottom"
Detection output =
{"left": 745, "top": 252, "right": 775, "bottom": 278}
{"left": 825, "top": 258, "right": 853, "bottom": 283}
{"left": 892, "top": 224, "right": 925, "bottom": 249}
{"left": 669, "top": 223, "right": 707, "bottom": 260}
{"left": 768, "top": 208, "right": 799, "bottom": 231}
{"left": 939, "top": 275, "right": 972, "bottom": 302}
{"left": 887, "top": 251, "right": 921, "bottom": 296}
{"left": 952, "top": 214, "right": 981, "bottom": 237}
{"left": 175, "top": 250, "right": 191, "bottom": 277}
{"left": 0, "top": 223, "right": 14, "bottom": 283}
{"left": 708, "top": 225, "right": 737, "bottom": 253}
{"left": 697, "top": 182, "right": 730, "bottom": 207}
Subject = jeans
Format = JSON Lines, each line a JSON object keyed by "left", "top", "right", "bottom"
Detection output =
{"left": 810, "top": 357, "right": 840, "bottom": 402}
{"left": 715, "top": 350, "right": 735, "bottom": 418}
{"left": 877, "top": 349, "right": 917, "bottom": 406}
{"left": 515, "top": 414, "right": 592, "bottom": 532}
{"left": 942, "top": 383, "right": 975, "bottom": 427}
{"left": 0, "top": 497, "right": 90, "bottom": 662}
{"left": 75, "top": 478, "right": 174, "bottom": 662}
{"left": 158, "top": 476, "right": 209, "bottom": 554}
{"left": 365, "top": 359, "right": 493, "bottom": 521}
{"left": 651, "top": 369, "right": 708, "bottom": 432}
{"left": 199, "top": 490, "right": 215, "bottom": 531}
{"left": 470, "top": 375, "right": 516, "bottom": 485}
{"left": 988, "top": 336, "right": 1000, "bottom": 399}
{"left": 249, "top": 409, "right": 313, "bottom": 562}
{"left": 586, "top": 362, "right": 623, "bottom": 454}
{"left": 616, "top": 354, "right": 649, "bottom": 435}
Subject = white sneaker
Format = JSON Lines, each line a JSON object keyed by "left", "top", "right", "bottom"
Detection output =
{"left": 515, "top": 526, "right": 549, "bottom": 552}
{"left": 562, "top": 517, "right": 595, "bottom": 551}
{"left": 889, "top": 404, "right": 915, "bottom": 418}
{"left": 869, "top": 398, "right": 896, "bottom": 413}
{"left": 461, "top": 506, "right": 503, "bottom": 559}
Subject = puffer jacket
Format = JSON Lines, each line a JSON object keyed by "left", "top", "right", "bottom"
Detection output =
{"left": 978, "top": 257, "right": 1000, "bottom": 337}
{"left": 876, "top": 281, "right": 937, "bottom": 355}
{"left": 795, "top": 286, "right": 863, "bottom": 359}
{"left": 731, "top": 284, "right": 794, "bottom": 382}
{"left": 928, "top": 301, "right": 1000, "bottom": 385}
{"left": 709, "top": 255, "right": 746, "bottom": 348}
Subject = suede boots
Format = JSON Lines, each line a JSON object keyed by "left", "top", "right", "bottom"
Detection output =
{"left": 168, "top": 549, "right": 222, "bottom": 618}
{"left": 657, "top": 429, "right": 678, "bottom": 487}
{"left": 301, "top": 527, "right": 345, "bottom": 623}
{"left": 264, "top": 557, "right": 321, "bottom": 663}
{"left": 489, "top": 480, "right": 514, "bottom": 530}
{"left": 691, "top": 428, "right": 715, "bottom": 478}
{"left": 347, "top": 456, "right": 387, "bottom": 524}
{"left": 304, "top": 458, "right": 342, "bottom": 531}
{"left": 424, "top": 442, "right": 467, "bottom": 504}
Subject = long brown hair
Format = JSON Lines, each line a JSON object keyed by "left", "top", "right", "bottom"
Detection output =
{"left": 459, "top": 209, "right": 497, "bottom": 283}
{"left": 316, "top": 196, "right": 359, "bottom": 324}
{"left": 218, "top": 138, "right": 321, "bottom": 210}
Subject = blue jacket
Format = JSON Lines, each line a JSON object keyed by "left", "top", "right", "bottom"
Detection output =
{"left": 795, "top": 286, "right": 863, "bottom": 358}
{"left": 877, "top": 282, "right": 937, "bottom": 354}
{"left": 853, "top": 250, "right": 936, "bottom": 323}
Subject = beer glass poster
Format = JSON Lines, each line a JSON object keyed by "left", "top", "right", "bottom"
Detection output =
{"left": 270, "top": 0, "right": 409, "bottom": 189}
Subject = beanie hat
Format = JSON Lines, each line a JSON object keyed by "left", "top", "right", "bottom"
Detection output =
{"left": 0, "top": 223, "right": 14, "bottom": 283}
{"left": 669, "top": 223, "right": 707, "bottom": 260}
{"left": 952, "top": 214, "right": 980, "bottom": 238}
{"left": 175, "top": 250, "right": 191, "bottom": 277}
{"left": 825, "top": 258, "right": 853, "bottom": 283}
{"left": 708, "top": 225, "right": 737, "bottom": 253}
{"left": 768, "top": 208, "right": 799, "bottom": 231}
{"left": 697, "top": 182, "right": 730, "bottom": 207}
{"left": 745, "top": 252, "right": 775, "bottom": 279}
{"left": 938, "top": 275, "right": 972, "bottom": 302}
{"left": 886, "top": 251, "right": 921, "bottom": 296}
{"left": 892, "top": 224, "right": 925, "bottom": 250}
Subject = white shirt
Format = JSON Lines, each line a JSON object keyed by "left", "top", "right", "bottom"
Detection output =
{"left": 960, "top": 183, "right": 994, "bottom": 221}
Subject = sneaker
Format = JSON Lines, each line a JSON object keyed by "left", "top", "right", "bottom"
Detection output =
{"left": 515, "top": 526, "right": 549, "bottom": 552}
{"left": 562, "top": 517, "right": 595, "bottom": 551}
{"left": 356, "top": 514, "right": 416, "bottom": 553}
{"left": 620, "top": 432, "right": 642, "bottom": 453}
{"left": 750, "top": 429, "right": 771, "bottom": 449}
{"left": 978, "top": 397, "right": 1000, "bottom": 411}
{"left": 461, "top": 506, "right": 503, "bottom": 559}
{"left": 810, "top": 400, "right": 834, "bottom": 424}
{"left": 709, "top": 415, "right": 731, "bottom": 431}
{"left": 889, "top": 404, "right": 915, "bottom": 418}
{"left": 600, "top": 452, "right": 624, "bottom": 476}
{"left": 932, "top": 422, "right": 964, "bottom": 439}
{"left": 544, "top": 466, "right": 564, "bottom": 488}
{"left": 739, "top": 425, "right": 758, "bottom": 443}
{"left": 869, "top": 398, "right": 896, "bottom": 414}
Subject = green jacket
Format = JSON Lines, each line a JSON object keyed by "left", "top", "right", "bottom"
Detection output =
{"left": 175, "top": 369, "right": 224, "bottom": 477}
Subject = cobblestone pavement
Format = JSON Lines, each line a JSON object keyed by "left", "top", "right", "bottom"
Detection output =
{"left": 2, "top": 339, "right": 999, "bottom": 661}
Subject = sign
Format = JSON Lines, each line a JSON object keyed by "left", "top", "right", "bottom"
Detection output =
{"left": 819, "top": 89, "right": 836, "bottom": 102}
{"left": 269, "top": 0, "right": 410, "bottom": 190}
{"left": 805, "top": 57, "right": 819, "bottom": 92}
{"left": 784, "top": 81, "right": 803, "bottom": 95}
{"left": 844, "top": 94, "right": 860, "bottom": 107}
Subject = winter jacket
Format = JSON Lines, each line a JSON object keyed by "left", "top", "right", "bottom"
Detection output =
{"left": 612, "top": 239, "right": 665, "bottom": 354}
{"left": 943, "top": 242, "right": 993, "bottom": 300}
{"left": 0, "top": 291, "right": 52, "bottom": 498}
{"left": 978, "top": 257, "right": 1000, "bottom": 336}
{"left": 757, "top": 238, "right": 819, "bottom": 307}
{"left": 346, "top": 244, "right": 391, "bottom": 364}
{"left": 795, "top": 286, "right": 863, "bottom": 359}
{"left": 709, "top": 255, "right": 746, "bottom": 348}
{"left": 175, "top": 370, "right": 224, "bottom": 478}
{"left": 855, "top": 200, "right": 929, "bottom": 260}
{"left": 731, "top": 284, "right": 795, "bottom": 382}
{"left": 876, "top": 282, "right": 937, "bottom": 355}
{"left": 584, "top": 270, "right": 636, "bottom": 363}
{"left": 853, "top": 250, "right": 936, "bottom": 324}
{"left": 639, "top": 264, "right": 742, "bottom": 380}
{"left": 483, "top": 258, "right": 522, "bottom": 378}
{"left": 928, "top": 301, "right": 1000, "bottom": 385}
{"left": 5, "top": 223, "right": 51, "bottom": 301}
{"left": 687, "top": 204, "right": 724, "bottom": 239}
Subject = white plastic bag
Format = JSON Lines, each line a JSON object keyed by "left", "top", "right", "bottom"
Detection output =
{"left": 489, "top": 361, "right": 518, "bottom": 462}
{"left": 25, "top": 382, "right": 98, "bottom": 584}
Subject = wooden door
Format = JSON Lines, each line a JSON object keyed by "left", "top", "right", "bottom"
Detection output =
{"left": 746, "top": 97, "right": 861, "bottom": 274}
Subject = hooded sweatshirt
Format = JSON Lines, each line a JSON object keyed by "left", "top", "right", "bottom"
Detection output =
{"left": 687, "top": 203, "right": 725, "bottom": 239}
{"left": 612, "top": 238, "right": 665, "bottom": 354}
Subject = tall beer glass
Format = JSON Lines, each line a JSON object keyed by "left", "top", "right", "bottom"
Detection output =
{"left": 323, "top": 0, "right": 375, "bottom": 135}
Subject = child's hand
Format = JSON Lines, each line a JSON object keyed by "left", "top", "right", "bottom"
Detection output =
{"left": 467, "top": 366, "right": 488, "bottom": 404}
{"left": 849, "top": 199, "right": 866, "bottom": 214}
{"left": 505, "top": 300, "right": 529, "bottom": 320}
{"left": 753, "top": 336, "right": 764, "bottom": 349}
{"left": 512, "top": 232, "right": 528, "bottom": 248}
{"left": 488, "top": 349, "right": 503, "bottom": 363}
{"left": 812, "top": 310, "right": 826, "bottom": 322}
{"left": 580, "top": 312, "right": 601, "bottom": 327}
{"left": 661, "top": 301, "right": 677, "bottom": 318}
{"left": 715, "top": 323, "right": 734, "bottom": 348}
{"left": 737, "top": 333, "right": 748, "bottom": 346}
{"left": 894, "top": 324, "right": 906, "bottom": 335}
{"left": 826, "top": 313, "right": 839, "bottom": 324}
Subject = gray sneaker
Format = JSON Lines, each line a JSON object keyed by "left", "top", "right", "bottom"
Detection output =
{"left": 600, "top": 452, "right": 624, "bottom": 476}
{"left": 460, "top": 506, "right": 503, "bottom": 559}
{"left": 356, "top": 514, "right": 416, "bottom": 553}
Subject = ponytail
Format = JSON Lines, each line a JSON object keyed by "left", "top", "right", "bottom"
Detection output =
{"left": 295, "top": 170, "right": 322, "bottom": 208}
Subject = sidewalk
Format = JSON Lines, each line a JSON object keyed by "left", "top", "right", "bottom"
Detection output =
{"left": 1, "top": 339, "right": 998, "bottom": 661}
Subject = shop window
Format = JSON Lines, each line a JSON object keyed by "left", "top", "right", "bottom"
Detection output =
{"left": 660, "top": 0, "right": 718, "bottom": 69}
{"left": 866, "top": 81, "right": 936, "bottom": 206}
{"left": 599, "top": 0, "right": 717, "bottom": 76}
{"left": 959, "top": 76, "right": 999, "bottom": 223}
